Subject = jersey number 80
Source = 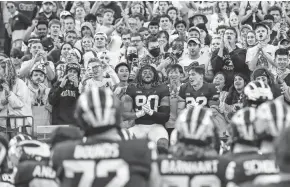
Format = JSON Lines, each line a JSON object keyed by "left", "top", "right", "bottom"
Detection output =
{"left": 135, "top": 95, "right": 159, "bottom": 111}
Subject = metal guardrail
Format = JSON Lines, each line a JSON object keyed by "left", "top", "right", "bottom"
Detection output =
{"left": 0, "top": 115, "right": 34, "bottom": 139}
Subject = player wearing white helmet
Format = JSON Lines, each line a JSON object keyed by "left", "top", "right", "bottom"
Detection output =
{"left": 0, "top": 133, "right": 14, "bottom": 187}
{"left": 240, "top": 100, "right": 290, "bottom": 186}
{"left": 9, "top": 138, "right": 58, "bottom": 187}
{"left": 157, "top": 106, "right": 223, "bottom": 187}
{"left": 220, "top": 87, "right": 279, "bottom": 187}
{"left": 243, "top": 126, "right": 290, "bottom": 187}
{"left": 52, "top": 86, "right": 160, "bottom": 187}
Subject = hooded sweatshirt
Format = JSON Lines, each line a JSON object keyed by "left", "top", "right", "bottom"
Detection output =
{"left": 48, "top": 65, "right": 80, "bottom": 125}
{"left": 74, "top": 22, "right": 95, "bottom": 52}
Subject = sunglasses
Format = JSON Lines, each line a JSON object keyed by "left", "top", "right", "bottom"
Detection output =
{"left": 7, "top": 6, "right": 14, "bottom": 9}
{"left": 95, "top": 38, "right": 105, "bottom": 41}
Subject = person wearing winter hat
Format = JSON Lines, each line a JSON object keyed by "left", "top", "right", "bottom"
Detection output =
{"left": 48, "top": 63, "right": 81, "bottom": 125}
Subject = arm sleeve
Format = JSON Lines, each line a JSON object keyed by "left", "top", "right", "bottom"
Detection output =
{"left": 48, "top": 83, "right": 64, "bottom": 105}
{"left": 210, "top": 49, "right": 224, "bottom": 74}
{"left": 178, "top": 85, "right": 186, "bottom": 99}
{"left": 151, "top": 105, "right": 170, "bottom": 124}
{"left": 230, "top": 49, "right": 249, "bottom": 72}
{"left": 19, "top": 60, "right": 34, "bottom": 78}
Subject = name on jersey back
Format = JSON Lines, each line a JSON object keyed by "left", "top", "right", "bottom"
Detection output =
{"left": 161, "top": 159, "right": 218, "bottom": 174}
{"left": 74, "top": 143, "right": 119, "bottom": 159}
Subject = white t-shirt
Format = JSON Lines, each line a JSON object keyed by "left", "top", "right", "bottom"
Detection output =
{"left": 246, "top": 44, "right": 278, "bottom": 74}
{"left": 179, "top": 53, "right": 212, "bottom": 74}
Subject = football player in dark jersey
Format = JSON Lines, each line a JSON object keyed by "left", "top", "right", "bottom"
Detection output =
{"left": 0, "top": 133, "right": 13, "bottom": 187}
{"left": 240, "top": 99, "right": 290, "bottom": 186}
{"left": 242, "top": 126, "right": 290, "bottom": 187}
{"left": 220, "top": 81, "right": 275, "bottom": 187}
{"left": 12, "top": 140, "right": 58, "bottom": 187}
{"left": 122, "top": 65, "right": 170, "bottom": 144}
{"left": 158, "top": 106, "right": 223, "bottom": 187}
{"left": 52, "top": 86, "right": 161, "bottom": 187}
{"left": 177, "top": 65, "right": 218, "bottom": 113}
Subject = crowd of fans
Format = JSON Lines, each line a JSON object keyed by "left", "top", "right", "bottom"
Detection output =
{"left": 0, "top": 1, "right": 290, "bottom": 138}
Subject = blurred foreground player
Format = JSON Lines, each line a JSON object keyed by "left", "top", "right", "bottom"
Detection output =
{"left": 240, "top": 100, "right": 290, "bottom": 187}
{"left": 244, "top": 126, "right": 290, "bottom": 187}
{"left": 52, "top": 86, "right": 161, "bottom": 187}
{"left": 0, "top": 133, "right": 14, "bottom": 187}
{"left": 158, "top": 106, "right": 223, "bottom": 187}
{"left": 220, "top": 81, "right": 275, "bottom": 187}
{"left": 11, "top": 139, "right": 58, "bottom": 187}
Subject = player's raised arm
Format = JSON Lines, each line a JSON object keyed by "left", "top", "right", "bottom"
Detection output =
{"left": 121, "top": 94, "right": 145, "bottom": 121}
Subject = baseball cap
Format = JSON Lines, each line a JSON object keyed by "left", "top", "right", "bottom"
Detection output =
{"left": 42, "top": 1, "right": 55, "bottom": 5}
{"left": 30, "top": 64, "right": 46, "bottom": 75}
{"left": 241, "top": 24, "right": 253, "bottom": 31}
{"left": 187, "top": 37, "right": 201, "bottom": 45}
{"left": 188, "top": 26, "right": 200, "bottom": 34}
{"left": 60, "top": 11, "right": 72, "bottom": 19}
{"left": 255, "top": 22, "right": 269, "bottom": 31}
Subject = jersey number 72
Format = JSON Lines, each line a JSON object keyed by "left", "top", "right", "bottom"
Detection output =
{"left": 63, "top": 159, "right": 130, "bottom": 187}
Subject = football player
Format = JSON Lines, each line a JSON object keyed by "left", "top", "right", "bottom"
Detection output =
{"left": 0, "top": 133, "right": 13, "bottom": 187}
{"left": 243, "top": 126, "right": 290, "bottom": 187}
{"left": 158, "top": 106, "right": 223, "bottom": 187}
{"left": 12, "top": 140, "right": 58, "bottom": 187}
{"left": 240, "top": 99, "right": 290, "bottom": 186}
{"left": 122, "top": 65, "right": 170, "bottom": 144}
{"left": 220, "top": 81, "right": 275, "bottom": 187}
{"left": 52, "top": 86, "right": 161, "bottom": 187}
{"left": 177, "top": 65, "right": 218, "bottom": 113}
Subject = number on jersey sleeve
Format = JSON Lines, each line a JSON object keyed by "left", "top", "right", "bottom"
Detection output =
{"left": 162, "top": 175, "right": 221, "bottom": 187}
{"left": 135, "top": 95, "right": 159, "bottom": 111}
{"left": 63, "top": 159, "right": 130, "bottom": 187}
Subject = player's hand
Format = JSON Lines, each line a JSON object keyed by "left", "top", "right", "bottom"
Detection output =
{"left": 114, "top": 87, "right": 122, "bottom": 95}
{"left": 32, "top": 19, "right": 38, "bottom": 27}
{"left": 186, "top": 104, "right": 194, "bottom": 109}
{"left": 142, "top": 104, "right": 154, "bottom": 116}
{"left": 71, "top": 75, "right": 79, "bottom": 88}
{"left": 1, "top": 83, "right": 10, "bottom": 93}
{"left": 60, "top": 75, "right": 68, "bottom": 88}
{"left": 135, "top": 110, "right": 146, "bottom": 118}
{"left": 1, "top": 98, "right": 8, "bottom": 106}
{"left": 160, "top": 57, "right": 171, "bottom": 67}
